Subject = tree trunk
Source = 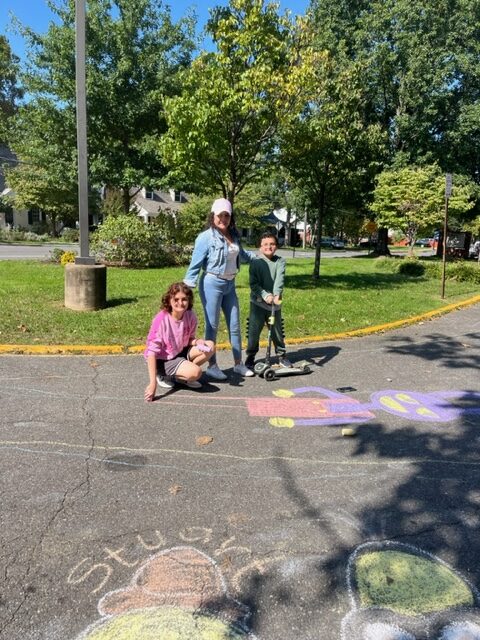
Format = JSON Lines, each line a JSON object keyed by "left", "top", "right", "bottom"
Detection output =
{"left": 313, "top": 185, "right": 325, "bottom": 281}
{"left": 122, "top": 187, "right": 131, "bottom": 214}
{"left": 374, "top": 227, "right": 391, "bottom": 256}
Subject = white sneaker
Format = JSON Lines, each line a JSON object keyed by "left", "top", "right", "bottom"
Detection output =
{"left": 205, "top": 364, "right": 228, "bottom": 381}
{"left": 185, "top": 379, "right": 202, "bottom": 389}
{"left": 279, "top": 357, "right": 293, "bottom": 368}
{"left": 156, "top": 375, "right": 175, "bottom": 388}
{"left": 233, "top": 362, "right": 255, "bottom": 377}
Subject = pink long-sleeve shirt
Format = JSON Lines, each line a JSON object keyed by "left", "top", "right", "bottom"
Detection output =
{"left": 144, "top": 309, "right": 197, "bottom": 360}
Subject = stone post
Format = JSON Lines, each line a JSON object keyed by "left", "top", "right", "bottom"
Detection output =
{"left": 64, "top": 263, "right": 107, "bottom": 311}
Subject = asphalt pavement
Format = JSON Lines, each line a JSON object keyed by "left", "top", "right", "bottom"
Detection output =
{"left": 1, "top": 304, "right": 480, "bottom": 640}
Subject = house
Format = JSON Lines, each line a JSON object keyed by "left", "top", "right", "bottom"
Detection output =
{"left": 133, "top": 188, "right": 189, "bottom": 223}
{"left": 0, "top": 144, "right": 50, "bottom": 231}
{"left": 263, "top": 207, "right": 310, "bottom": 246}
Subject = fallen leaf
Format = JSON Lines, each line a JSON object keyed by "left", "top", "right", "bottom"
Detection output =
{"left": 17, "top": 324, "right": 28, "bottom": 332}
{"left": 228, "top": 512, "right": 250, "bottom": 526}
{"left": 220, "top": 555, "right": 233, "bottom": 571}
{"left": 168, "top": 484, "right": 182, "bottom": 495}
{"left": 196, "top": 435, "right": 214, "bottom": 447}
{"left": 90, "top": 361, "right": 99, "bottom": 368}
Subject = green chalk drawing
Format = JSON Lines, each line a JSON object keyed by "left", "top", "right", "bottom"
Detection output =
{"left": 355, "top": 550, "right": 474, "bottom": 616}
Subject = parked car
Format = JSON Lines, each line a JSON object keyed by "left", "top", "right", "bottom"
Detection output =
{"left": 320, "top": 237, "right": 345, "bottom": 249}
{"left": 470, "top": 240, "right": 480, "bottom": 258}
{"left": 415, "top": 238, "right": 433, "bottom": 247}
{"left": 359, "top": 239, "right": 376, "bottom": 249}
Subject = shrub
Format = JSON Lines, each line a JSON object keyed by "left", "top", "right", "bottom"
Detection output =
{"left": 447, "top": 261, "right": 480, "bottom": 284}
{"left": 91, "top": 214, "right": 189, "bottom": 267}
{"left": 398, "top": 259, "right": 425, "bottom": 277}
{"left": 60, "top": 250, "right": 77, "bottom": 266}
{"left": 61, "top": 227, "right": 80, "bottom": 242}
{"left": 49, "top": 248, "right": 66, "bottom": 263}
{"left": 374, "top": 256, "right": 399, "bottom": 273}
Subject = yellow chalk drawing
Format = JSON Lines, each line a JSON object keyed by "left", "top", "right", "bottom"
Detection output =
{"left": 416, "top": 406, "right": 438, "bottom": 417}
{"left": 77, "top": 607, "right": 249, "bottom": 639}
{"left": 272, "top": 389, "right": 295, "bottom": 398}
{"left": 75, "top": 547, "right": 256, "bottom": 640}
{"left": 269, "top": 417, "right": 295, "bottom": 428}
{"left": 378, "top": 396, "right": 410, "bottom": 414}
{"left": 395, "top": 394, "right": 420, "bottom": 404}
{"left": 355, "top": 550, "right": 474, "bottom": 615}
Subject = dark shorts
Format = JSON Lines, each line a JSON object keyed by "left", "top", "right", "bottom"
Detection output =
{"left": 156, "top": 346, "right": 192, "bottom": 378}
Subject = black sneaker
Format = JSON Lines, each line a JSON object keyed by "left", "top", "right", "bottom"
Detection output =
{"left": 245, "top": 355, "right": 255, "bottom": 369}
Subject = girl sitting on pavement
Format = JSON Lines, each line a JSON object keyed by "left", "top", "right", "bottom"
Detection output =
{"left": 144, "top": 282, "right": 215, "bottom": 402}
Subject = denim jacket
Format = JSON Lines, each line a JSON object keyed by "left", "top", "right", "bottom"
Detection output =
{"left": 184, "top": 227, "right": 254, "bottom": 287}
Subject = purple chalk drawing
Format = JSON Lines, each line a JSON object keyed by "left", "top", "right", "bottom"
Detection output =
{"left": 259, "top": 387, "right": 480, "bottom": 428}
{"left": 370, "top": 390, "right": 480, "bottom": 423}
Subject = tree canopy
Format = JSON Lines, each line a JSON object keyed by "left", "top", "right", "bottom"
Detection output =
{"left": 0, "top": 35, "right": 22, "bottom": 142}
{"left": 160, "top": 0, "right": 311, "bottom": 206}
{"left": 7, "top": 0, "right": 195, "bottom": 216}
{"left": 371, "top": 165, "right": 476, "bottom": 251}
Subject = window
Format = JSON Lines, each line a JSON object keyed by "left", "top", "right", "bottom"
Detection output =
{"left": 28, "top": 208, "right": 42, "bottom": 225}
{"left": 174, "top": 190, "right": 182, "bottom": 202}
{"left": 144, "top": 189, "right": 154, "bottom": 200}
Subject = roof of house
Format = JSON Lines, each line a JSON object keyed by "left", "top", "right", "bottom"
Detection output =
{"left": 133, "top": 189, "right": 188, "bottom": 216}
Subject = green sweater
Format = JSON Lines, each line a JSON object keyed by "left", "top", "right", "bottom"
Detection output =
{"left": 249, "top": 254, "right": 286, "bottom": 310}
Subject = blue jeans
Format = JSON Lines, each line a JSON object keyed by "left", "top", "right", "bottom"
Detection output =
{"left": 199, "top": 273, "right": 242, "bottom": 364}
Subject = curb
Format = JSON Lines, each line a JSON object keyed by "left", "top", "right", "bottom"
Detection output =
{"left": 0, "top": 294, "right": 479, "bottom": 356}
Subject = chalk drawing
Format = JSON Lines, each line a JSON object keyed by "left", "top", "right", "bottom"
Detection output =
{"left": 75, "top": 546, "right": 258, "bottom": 639}
{"left": 3, "top": 381, "right": 480, "bottom": 429}
{"left": 263, "top": 387, "right": 480, "bottom": 429}
{"left": 342, "top": 541, "right": 480, "bottom": 639}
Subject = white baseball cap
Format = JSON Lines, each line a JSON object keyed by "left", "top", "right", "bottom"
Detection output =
{"left": 211, "top": 198, "right": 232, "bottom": 215}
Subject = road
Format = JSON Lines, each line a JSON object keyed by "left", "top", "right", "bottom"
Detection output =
{"left": 0, "top": 242, "right": 434, "bottom": 260}
{"left": 1, "top": 304, "right": 479, "bottom": 639}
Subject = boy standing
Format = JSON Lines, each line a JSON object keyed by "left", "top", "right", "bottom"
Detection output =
{"left": 245, "top": 232, "right": 292, "bottom": 370}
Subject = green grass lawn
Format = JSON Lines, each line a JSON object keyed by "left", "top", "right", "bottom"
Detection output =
{"left": 0, "top": 258, "right": 478, "bottom": 346}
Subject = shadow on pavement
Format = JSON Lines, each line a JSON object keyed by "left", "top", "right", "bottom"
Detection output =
{"left": 385, "top": 331, "right": 480, "bottom": 371}
{"left": 233, "top": 384, "right": 480, "bottom": 638}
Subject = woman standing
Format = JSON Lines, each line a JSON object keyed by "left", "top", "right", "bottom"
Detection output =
{"left": 184, "top": 198, "right": 255, "bottom": 380}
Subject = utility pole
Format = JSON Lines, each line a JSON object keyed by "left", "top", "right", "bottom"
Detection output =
{"left": 75, "top": 0, "right": 93, "bottom": 265}
{"left": 441, "top": 174, "right": 452, "bottom": 299}
{"left": 64, "top": 0, "right": 106, "bottom": 310}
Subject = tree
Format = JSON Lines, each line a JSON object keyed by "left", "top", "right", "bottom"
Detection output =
{"left": 371, "top": 165, "right": 476, "bottom": 255}
{"left": 5, "top": 100, "right": 80, "bottom": 235}
{"left": 0, "top": 35, "right": 22, "bottom": 141}
{"left": 309, "top": 0, "right": 480, "bottom": 177}
{"left": 7, "top": 0, "right": 195, "bottom": 218}
{"left": 160, "top": 0, "right": 309, "bottom": 207}
{"left": 280, "top": 50, "right": 385, "bottom": 278}
{"left": 308, "top": 0, "right": 480, "bottom": 255}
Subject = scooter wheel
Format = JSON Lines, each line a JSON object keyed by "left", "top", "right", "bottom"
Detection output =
{"left": 254, "top": 362, "right": 266, "bottom": 375}
{"left": 302, "top": 366, "right": 311, "bottom": 373}
{"left": 264, "top": 369, "right": 277, "bottom": 381}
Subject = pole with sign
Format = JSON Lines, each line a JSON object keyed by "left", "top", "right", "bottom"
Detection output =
{"left": 441, "top": 174, "right": 452, "bottom": 299}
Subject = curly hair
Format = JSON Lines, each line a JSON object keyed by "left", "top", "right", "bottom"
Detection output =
{"left": 161, "top": 282, "right": 194, "bottom": 312}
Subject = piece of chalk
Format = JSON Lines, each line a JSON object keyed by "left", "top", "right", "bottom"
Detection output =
{"left": 196, "top": 343, "right": 211, "bottom": 352}
{"left": 341, "top": 428, "right": 357, "bottom": 437}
